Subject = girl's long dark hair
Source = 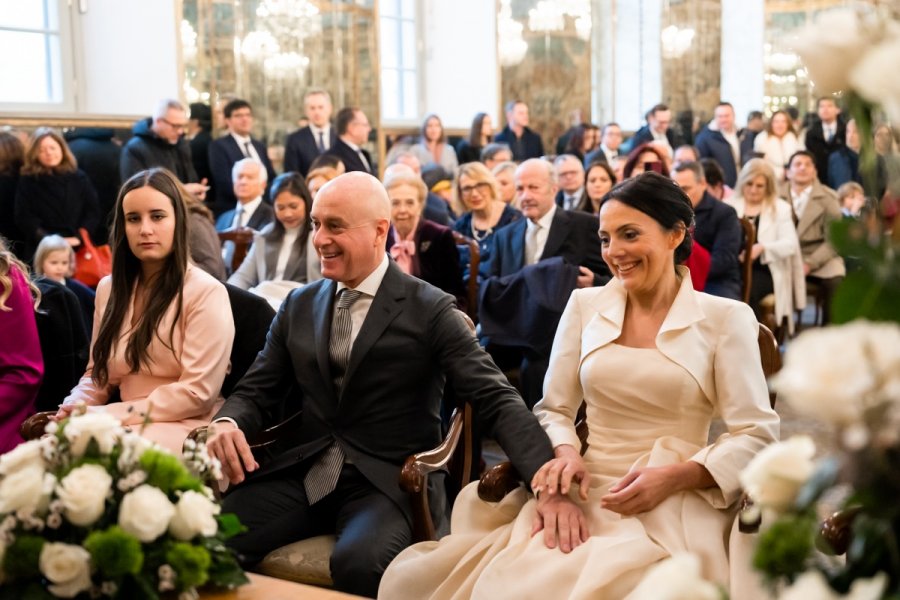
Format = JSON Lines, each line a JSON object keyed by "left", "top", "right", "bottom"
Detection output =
{"left": 264, "top": 171, "right": 313, "bottom": 248}
{"left": 91, "top": 168, "right": 189, "bottom": 388}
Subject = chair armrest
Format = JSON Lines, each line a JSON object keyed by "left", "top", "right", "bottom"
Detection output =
{"left": 20, "top": 411, "right": 55, "bottom": 441}
{"left": 399, "top": 408, "right": 465, "bottom": 542}
{"left": 737, "top": 493, "right": 761, "bottom": 533}
{"left": 477, "top": 461, "right": 522, "bottom": 503}
{"left": 818, "top": 507, "right": 861, "bottom": 556}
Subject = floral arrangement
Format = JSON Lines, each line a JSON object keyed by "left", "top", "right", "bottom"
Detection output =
{"left": 0, "top": 412, "right": 248, "bottom": 598}
{"left": 739, "top": 320, "right": 900, "bottom": 598}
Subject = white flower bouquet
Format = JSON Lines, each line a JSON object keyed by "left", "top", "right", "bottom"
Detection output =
{"left": 0, "top": 412, "right": 248, "bottom": 598}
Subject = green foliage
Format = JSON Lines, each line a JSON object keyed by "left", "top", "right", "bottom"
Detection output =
{"left": 165, "top": 543, "right": 211, "bottom": 589}
{"left": 830, "top": 219, "right": 900, "bottom": 324}
{"left": 2, "top": 535, "right": 45, "bottom": 579}
{"left": 84, "top": 526, "right": 144, "bottom": 579}
{"left": 753, "top": 515, "right": 816, "bottom": 583}
{"left": 139, "top": 449, "right": 202, "bottom": 494}
{"left": 200, "top": 537, "right": 250, "bottom": 589}
{"left": 215, "top": 513, "right": 247, "bottom": 540}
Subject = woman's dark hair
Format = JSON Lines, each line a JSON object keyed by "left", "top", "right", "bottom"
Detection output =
{"left": 0, "top": 132, "right": 24, "bottom": 176}
{"left": 700, "top": 158, "right": 725, "bottom": 189}
{"left": 622, "top": 143, "right": 670, "bottom": 179}
{"left": 265, "top": 171, "right": 313, "bottom": 247}
{"left": 599, "top": 171, "right": 694, "bottom": 264}
{"left": 421, "top": 113, "right": 446, "bottom": 144}
{"left": 576, "top": 161, "right": 617, "bottom": 214}
{"left": 468, "top": 112, "right": 489, "bottom": 147}
{"left": 91, "top": 168, "right": 190, "bottom": 388}
{"left": 565, "top": 124, "right": 598, "bottom": 158}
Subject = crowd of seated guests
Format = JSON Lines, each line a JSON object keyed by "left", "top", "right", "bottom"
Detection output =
{"left": 1, "top": 89, "right": 897, "bottom": 599}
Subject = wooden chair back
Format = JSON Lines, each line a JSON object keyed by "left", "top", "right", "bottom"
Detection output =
{"left": 451, "top": 230, "right": 480, "bottom": 323}
{"left": 739, "top": 216, "right": 756, "bottom": 304}
{"left": 218, "top": 227, "right": 255, "bottom": 273}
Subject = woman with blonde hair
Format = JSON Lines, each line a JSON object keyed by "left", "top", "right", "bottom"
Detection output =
{"left": 726, "top": 158, "right": 805, "bottom": 333}
{"left": 753, "top": 110, "right": 802, "bottom": 181}
{"left": 452, "top": 162, "right": 521, "bottom": 278}
{"left": 14, "top": 128, "right": 100, "bottom": 260}
{"left": 306, "top": 164, "right": 342, "bottom": 199}
{"left": 0, "top": 237, "right": 43, "bottom": 453}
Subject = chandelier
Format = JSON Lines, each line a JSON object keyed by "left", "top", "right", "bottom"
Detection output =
{"left": 498, "top": 0, "right": 528, "bottom": 67}
{"left": 240, "top": 0, "right": 321, "bottom": 80}
{"left": 660, "top": 25, "right": 695, "bottom": 59}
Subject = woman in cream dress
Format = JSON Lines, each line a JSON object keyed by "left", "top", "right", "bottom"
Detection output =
{"left": 380, "top": 172, "right": 779, "bottom": 600}
{"left": 58, "top": 168, "right": 234, "bottom": 453}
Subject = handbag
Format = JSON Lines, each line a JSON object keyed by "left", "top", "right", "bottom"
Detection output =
{"left": 73, "top": 228, "right": 112, "bottom": 288}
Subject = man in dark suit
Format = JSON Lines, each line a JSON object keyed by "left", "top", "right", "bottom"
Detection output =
{"left": 214, "top": 158, "right": 275, "bottom": 232}
{"left": 284, "top": 89, "right": 337, "bottom": 177}
{"left": 484, "top": 159, "right": 610, "bottom": 406}
{"left": 553, "top": 154, "right": 585, "bottom": 211}
{"left": 205, "top": 172, "right": 554, "bottom": 597}
{"left": 494, "top": 100, "right": 544, "bottom": 161}
{"left": 625, "top": 104, "right": 675, "bottom": 155}
{"left": 804, "top": 97, "right": 846, "bottom": 187}
{"left": 672, "top": 161, "right": 742, "bottom": 300}
{"left": 695, "top": 102, "right": 745, "bottom": 188}
{"left": 208, "top": 99, "right": 277, "bottom": 216}
{"left": 324, "top": 107, "right": 374, "bottom": 174}
{"left": 583, "top": 122, "right": 623, "bottom": 168}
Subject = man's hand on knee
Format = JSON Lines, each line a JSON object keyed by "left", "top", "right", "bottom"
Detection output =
{"left": 206, "top": 420, "right": 259, "bottom": 485}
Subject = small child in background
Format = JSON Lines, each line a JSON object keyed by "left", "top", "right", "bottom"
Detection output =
{"left": 837, "top": 181, "right": 866, "bottom": 218}
{"left": 33, "top": 234, "right": 95, "bottom": 334}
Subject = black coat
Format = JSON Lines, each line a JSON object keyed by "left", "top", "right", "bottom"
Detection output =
{"left": 494, "top": 126, "right": 544, "bottom": 162}
{"left": 0, "top": 174, "right": 26, "bottom": 258}
{"left": 324, "top": 139, "right": 374, "bottom": 174}
{"left": 120, "top": 118, "right": 198, "bottom": 183}
{"left": 65, "top": 128, "right": 122, "bottom": 244}
{"left": 208, "top": 135, "right": 277, "bottom": 215}
{"left": 284, "top": 126, "right": 338, "bottom": 177}
{"left": 455, "top": 140, "right": 482, "bottom": 165}
{"left": 14, "top": 170, "right": 100, "bottom": 259}
{"left": 692, "top": 192, "right": 742, "bottom": 300}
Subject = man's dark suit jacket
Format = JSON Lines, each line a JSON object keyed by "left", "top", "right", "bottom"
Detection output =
{"left": 805, "top": 119, "right": 847, "bottom": 186}
{"left": 626, "top": 125, "right": 675, "bottom": 154}
{"left": 695, "top": 127, "right": 744, "bottom": 188}
{"left": 325, "top": 139, "right": 374, "bottom": 174}
{"left": 283, "top": 126, "right": 338, "bottom": 177}
{"left": 215, "top": 260, "right": 553, "bottom": 527}
{"left": 208, "top": 135, "right": 277, "bottom": 215}
{"left": 693, "top": 191, "right": 742, "bottom": 300}
{"left": 215, "top": 200, "right": 275, "bottom": 232}
{"left": 489, "top": 208, "right": 610, "bottom": 285}
{"left": 494, "top": 126, "right": 544, "bottom": 162}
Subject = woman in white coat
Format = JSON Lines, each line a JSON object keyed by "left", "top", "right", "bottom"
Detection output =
{"left": 228, "top": 172, "right": 321, "bottom": 309}
{"left": 726, "top": 159, "right": 806, "bottom": 334}
{"left": 753, "top": 110, "right": 802, "bottom": 182}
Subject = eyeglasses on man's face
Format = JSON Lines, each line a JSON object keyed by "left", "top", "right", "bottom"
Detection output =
{"left": 160, "top": 118, "right": 188, "bottom": 131}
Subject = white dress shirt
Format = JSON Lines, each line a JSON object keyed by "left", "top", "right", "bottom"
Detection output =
{"left": 526, "top": 204, "right": 557, "bottom": 265}
{"left": 230, "top": 133, "right": 261, "bottom": 162}
{"left": 233, "top": 196, "right": 263, "bottom": 229}
{"left": 335, "top": 253, "right": 389, "bottom": 348}
{"left": 791, "top": 185, "right": 813, "bottom": 220}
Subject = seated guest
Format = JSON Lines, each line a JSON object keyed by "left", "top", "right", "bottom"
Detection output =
{"left": 205, "top": 172, "right": 553, "bottom": 597}
{"left": 384, "top": 169, "right": 466, "bottom": 309}
{"left": 215, "top": 158, "right": 275, "bottom": 232}
{"left": 388, "top": 152, "right": 453, "bottom": 226}
{"left": 14, "top": 128, "right": 100, "bottom": 260}
{"left": 726, "top": 159, "right": 806, "bottom": 334}
{"left": 409, "top": 114, "right": 459, "bottom": 173}
{"left": 456, "top": 112, "right": 493, "bottom": 165}
{"left": 562, "top": 123, "right": 598, "bottom": 163}
{"left": 483, "top": 159, "right": 610, "bottom": 407}
{"left": 0, "top": 132, "right": 26, "bottom": 258}
{"left": 827, "top": 118, "right": 862, "bottom": 191}
{"left": 228, "top": 173, "right": 322, "bottom": 309}
{"left": 583, "top": 122, "right": 623, "bottom": 169}
{"left": 306, "top": 164, "right": 342, "bottom": 199}
{"left": 57, "top": 168, "right": 234, "bottom": 453}
{"left": 553, "top": 154, "right": 585, "bottom": 211}
{"left": 753, "top": 110, "right": 802, "bottom": 182}
{"left": 481, "top": 143, "right": 513, "bottom": 170}
{"left": 672, "top": 161, "right": 743, "bottom": 300}
{"left": 701, "top": 157, "right": 731, "bottom": 200}
{"left": 451, "top": 162, "right": 522, "bottom": 279}
{"left": 33, "top": 234, "right": 95, "bottom": 335}
{"left": 491, "top": 161, "right": 517, "bottom": 205}
{"left": 673, "top": 144, "right": 700, "bottom": 164}
{"left": 837, "top": 181, "right": 866, "bottom": 218}
{"left": 574, "top": 161, "right": 616, "bottom": 215}
{"left": 183, "top": 192, "right": 228, "bottom": 281}
{"left": 622, "top": 142, "right": 671, "bottom": 179}
{"left": 380, "top": 172, "right": 780, "bottom": 599}
{"left": 780, "top": 150, "right": 845, "bottom": 324}
{"left": 0, "top": 238, "right": 43, "bottom": 454}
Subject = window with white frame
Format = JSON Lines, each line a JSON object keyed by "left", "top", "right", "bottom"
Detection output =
{"left": 0, "top": 0, "right": 73, "bottom": 111}
{"left": 379, "top": 0, "right": 418, "bottom": 122}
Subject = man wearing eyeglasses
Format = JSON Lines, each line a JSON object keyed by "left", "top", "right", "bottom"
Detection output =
{"left": 120, "top": 98, "right": 209, "bottom": 200}
{"left": 325, "top": 107, "right": 375, "bottom": 174}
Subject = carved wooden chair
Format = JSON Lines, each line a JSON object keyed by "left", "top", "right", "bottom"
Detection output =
{"left": 478, "top": 323, "right": 783, "bottom": 533}
{"left": 451, "top": 230, "right": 481, "bottom": 324}
{"left": 218, "top": 227, "right": 255, "bottom": 274}
{"left": 738, "top": 216, "right": 756, "bottom": 305}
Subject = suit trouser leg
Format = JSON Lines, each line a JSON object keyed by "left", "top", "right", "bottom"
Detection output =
{"left": 222, "top": 464, "right": 332, "bottom": 567}
{"left": 329, "top": 465, "right": 412, "bottom": 598}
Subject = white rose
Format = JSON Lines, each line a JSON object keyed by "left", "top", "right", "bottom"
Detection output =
{"left": 740, "top": 436, "right": 816, "bottom": 512}
{"left": 627, "top": 554, "right": 719, "bottom": 600}
{"left": 168, "top": 490, "right": 220, "bottom": 541}
{"left": 0, "top": 441, "right": 44, "bottom": 476}
{"left": 64, "top": 412, "right": 123, "bottom": 457}
{"left": 0, "top": 466, "right": 52, "bottom": 514}
{"left": 39, "top": 542, "right": 93, "bottom": 598}
{"left": 849, "top": 37, "right": 900, "bottom": 124}
{"left": 119, "top": 485, "right": 175, "bottom": 542}
{"left": 117, "top": 432, "right": 155, "bottom": 471}
{"left": 792, "top": 9, "right": 867, "bottom": 94}
{"left": 778, "top": 570, "right": 886, "bottom": 600}
{"left": 56, "top": 464, "right": 112, "bottom": 527}
{"left": 772, "top": 321, "right": 900, "bottom": 425}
